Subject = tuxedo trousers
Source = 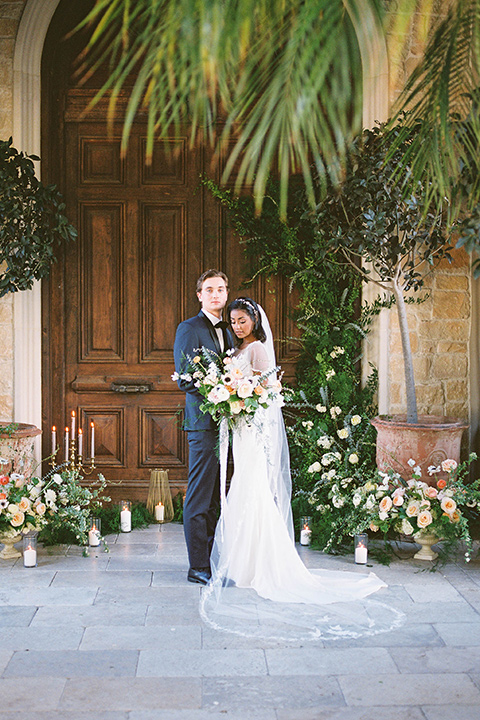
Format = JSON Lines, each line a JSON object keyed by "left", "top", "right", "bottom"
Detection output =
{"left": 183, "top": 430, "right": 220, "bottom": 569}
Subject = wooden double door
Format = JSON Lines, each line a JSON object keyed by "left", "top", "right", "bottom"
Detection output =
{"left": 41, "top": 2, "right": 296, "bottom": 498}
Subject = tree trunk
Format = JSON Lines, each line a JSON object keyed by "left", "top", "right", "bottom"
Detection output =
{"left": 391, "top": 277, "right": 418, "bottom": 423}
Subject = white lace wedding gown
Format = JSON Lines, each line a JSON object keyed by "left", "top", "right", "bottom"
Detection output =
{"left": 200, "top": 341, "right": 405, "bottom": 641}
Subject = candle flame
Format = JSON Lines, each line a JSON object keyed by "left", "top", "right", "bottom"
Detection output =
{"left": 72, "top": 410, "right": 76, "bottom": 417}
{"left": 52, "top": 425, "right": 56, "bottom": 432}
{"left": 79, "top": 429, "right": 83, "bottom": 435}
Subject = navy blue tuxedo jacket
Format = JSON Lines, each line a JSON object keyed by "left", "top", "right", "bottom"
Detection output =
{"left": 174, "top": 311, "right": 234, "bottom": 431}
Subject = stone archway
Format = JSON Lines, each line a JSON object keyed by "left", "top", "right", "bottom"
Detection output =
{"left": 12, "top": 0, "right": 391, "bottom": 454}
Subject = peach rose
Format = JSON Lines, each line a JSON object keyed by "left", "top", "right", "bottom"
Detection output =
{"left": 417, "top": 510, "right": 433, "bottom": 529}
{"left": 10, "top": 511, "right": 25, "bottom": 527}
{"left": 441, "top": 497, "right": 457, "bottom": 514}
{"left": 34, "top": 502, "right": 46, "bottom": 516}
{"left": 441, "top": 459, "right": 458, "bottom": 473}
{"left": 393, "top": 494, "right": 404, "bottom": 507}
{"left": 425, "top": 486, "right": 438, "bottom": 499}
{"left": 437, "top": 478, "right": 447, "bottom": 490}
{"left": 406, "top": 501, "right": 420, "bottom": 517}
{"left": 379, "top": 496, "right": 393, "bottom": 513}
{"left": 18, "top": 497, "right": 31, "bottom": 512}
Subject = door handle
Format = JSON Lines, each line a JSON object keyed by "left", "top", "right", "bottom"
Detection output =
{"left": 111, "top": 382, "right": 152, "bottom": 393}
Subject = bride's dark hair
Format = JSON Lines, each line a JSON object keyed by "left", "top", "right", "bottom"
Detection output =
{"left": 227, "top": 297, "right": 267, "bottom": 345}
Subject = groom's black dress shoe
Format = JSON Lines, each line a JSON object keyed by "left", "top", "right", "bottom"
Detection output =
{"left": 187, "top": 567, "right": 211, "bottom": 585}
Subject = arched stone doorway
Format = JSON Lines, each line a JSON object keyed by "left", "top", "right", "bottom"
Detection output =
{"left": 13, "top": 0, "right": 391, "bottom": 481}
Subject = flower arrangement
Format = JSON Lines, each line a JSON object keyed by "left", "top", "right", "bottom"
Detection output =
{"left": 0, "top": 458, "right": 57, "bottom": 538}
{"left": 38, "top": 466, "right": 110, "bottom": 546}
{"left": 172, "top": 347, "right": 284, "bottom": 427}
{"left": 362, "top": 455, "right": 480, "bottom": 561}
{"left": 286, "top": 345, "right": 378, "bottom": 551}
{"left": 0, "top": 456, "right": 110, "bottom": 545}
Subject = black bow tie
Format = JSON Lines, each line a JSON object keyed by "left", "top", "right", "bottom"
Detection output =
{"left": 215, "top": 320, "right": 230, "bottom": 330}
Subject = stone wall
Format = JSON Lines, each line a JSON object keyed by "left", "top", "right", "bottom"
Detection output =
{"left": 0, "top": 1, "right": 25, "bottom": 421}
{"left": 388, "top": 249, "right": 471, "bottom": 422}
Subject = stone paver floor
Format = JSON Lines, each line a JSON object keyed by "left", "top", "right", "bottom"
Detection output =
{"left": 1, "top": 523, "right": 480, "bottom": 719}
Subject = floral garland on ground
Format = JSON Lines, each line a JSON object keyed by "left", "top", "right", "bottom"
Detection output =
{"left": 287, "top": 344, "right": 378, "bottom": 552}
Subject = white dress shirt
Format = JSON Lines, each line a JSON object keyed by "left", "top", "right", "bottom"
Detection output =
{"left": 202, "top": 308, "right": 226, "bottom": 351}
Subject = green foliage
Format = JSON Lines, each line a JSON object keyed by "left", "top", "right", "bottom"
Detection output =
{"left": 0, "top": 423, "right": 19, "bottom": 437}
{"left": 38, "top": 469, "right": 110, "bottom": 546}
{"left": 204, "top": 177, "right": 382, "bottom": 551}
{"left": 96, "top": 502, "right": 155, "bottom": 535}
{"left": 312, "top": 120, "right": 453, "bottom": 294}
{"left": 172, "top": 492, "right": 184, "bottom": 523}
{"left": 0, "top": 138, "right": 77, "bottom": 297}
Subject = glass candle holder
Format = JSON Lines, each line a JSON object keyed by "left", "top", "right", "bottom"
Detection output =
{"left": 88, "top": 517, "right": 101, "bottom": 547}
{"left": 354, "top": 533, "right": 368, "bottom": 564}
{"left": 23, "top": 533, "right": 37, "bottom": 568}
{"left": 300, "top": 516, "right": 312, "bottom": 546}
{"left": 119, "top": 501, "right": 132, "bottom": 532}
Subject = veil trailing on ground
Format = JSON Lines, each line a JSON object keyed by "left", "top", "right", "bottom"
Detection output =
{"left": 200, "top": 304, "right": 405, "bottom": 643}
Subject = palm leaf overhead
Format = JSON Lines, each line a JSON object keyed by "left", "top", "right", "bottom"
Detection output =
{"left": 79, "top": 0, "right": 480, "bottom": 234}
{"left": 77, "top": 0, "right": 382, "bottom": 216}
{"left": 390, "top": 0, "right": 480, "bottom": 219}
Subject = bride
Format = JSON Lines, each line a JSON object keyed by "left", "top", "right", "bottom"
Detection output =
{"left": 200, "top": 296, "right": 405, "bottom": 641}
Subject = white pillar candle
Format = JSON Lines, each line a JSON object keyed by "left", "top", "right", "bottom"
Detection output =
{"left": 90, "top": 422, "right": 95, "bottom": 460}
{"left": 120, "top": 507, "right": 131, "bottom": 532}
{"left": 300, "top": 526, "right": 312, "bottom": 546}
{"left": 355, "top": 543, "right": 368, "bottom": 564}
{"left": 71, "top": 410, "right": 76, "bottom": 438}
{"left": 78, "top": 429, "right": 83, "bottom": 459}
{"left": 155, "top": 503, "right": 164, "bottom": 522}
{"left": 88, "top": 525, "right": 101, "bottom": 547}
{"left": 51, "top": 426, "right": 56, "bottom": 455}
{"left": 23, "top": 545, "right": 37, "bottom": 568}
{"left": 64, "top": 427, "right": 70, "bottom": 462}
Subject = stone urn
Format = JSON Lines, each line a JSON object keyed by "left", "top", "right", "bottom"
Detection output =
{"left": 0, "top": 423, "right": 42, "bottom": 479}
{"left": 371, "top": 415, "right": 468, "bottom": 484}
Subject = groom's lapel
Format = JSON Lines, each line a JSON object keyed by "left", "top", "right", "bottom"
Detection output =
{"left": 199, "top": 311, "right": 221, "bottom": 353}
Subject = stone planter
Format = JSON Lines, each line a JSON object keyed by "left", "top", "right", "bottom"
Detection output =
{"left": 413, "top": 531, "right": 440, "bottom": 561}
{"left": 0, "top": 423, "right": 42, "bottom": 479}
{"left": 371, "top": 415, "right": 467, "bottom": 484}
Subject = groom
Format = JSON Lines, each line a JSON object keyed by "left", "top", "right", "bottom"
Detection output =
{"left": 174, "top": 269, "right": 233, "bottom": 585}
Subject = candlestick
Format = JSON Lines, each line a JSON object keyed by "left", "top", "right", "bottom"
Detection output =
{"left": 64, "top": 427, "right": 70, "bottom": 463}
{"left": 354, "top": 534, "right": 368, "bottom": 564}
{"left": 155, "top": 502, "right": 164, "bottom": 522}
{"left": 88, "top": 518, "right": 101, "bottom": 547}
{"left": 51, "top": 426, "right": 56, "bottom": 456}
{"left": 119, "top": 501, "right": 131, "bottom": 532}
{"left": 90, "top": 422, "right": 95, "bottom": 460}
{"left": 78, "top": 429, "right": 83, "bottom": 459}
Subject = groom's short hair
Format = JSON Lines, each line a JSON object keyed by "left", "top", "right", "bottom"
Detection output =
{"left": 196, "top": 269, "right": 229, "bottom": 294}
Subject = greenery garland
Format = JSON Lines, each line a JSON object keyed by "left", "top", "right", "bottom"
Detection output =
{"left": 203, "top": 178, "right": 385, "bottom": 550}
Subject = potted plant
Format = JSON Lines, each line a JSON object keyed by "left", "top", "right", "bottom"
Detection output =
{"left": 312, "top": 119, "right": 473, "bottom": 479}
{"left": 0, "top": 137, "right": 76, "bottom": 296}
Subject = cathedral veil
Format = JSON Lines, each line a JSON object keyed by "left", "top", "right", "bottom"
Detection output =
{"left": 200, "top": 305, "right": 405, "bottom": 642}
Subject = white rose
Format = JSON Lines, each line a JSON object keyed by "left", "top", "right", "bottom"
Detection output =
{"left": 352, "top": 493, "right": 362, "bottom": 507}
{"left": 351, "top": 415, "right": 361, "bottom": 426}
{"left": 406, "top": 500, "right": 420, "bottom": 517}
{"left": 230, "top": 401, "right": 243, "bottom": 415}
{"left": 316, "top": 405, "right": 327, "bottom": 413}
{"left": 337, "top": 428, "right": 349, "bottom": 440}
{"left": 348, "top": 453, "right": 359, "bottom": 464}
{"left": 332, "top": 496, "right": 344, "bottom": 508}
{"left": 401, "top": 519, "right": 414, "bottom": 535}
{"left": 307, "top": 462, "right": 321, "bottom": 473}
{"left": 53, "top": 473, "right": 63, "bottom": 485}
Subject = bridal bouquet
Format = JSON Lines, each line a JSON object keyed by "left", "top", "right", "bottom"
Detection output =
{"left": 362, "top": 454, "right": 480, "bottom": 560}
{"left": 172, "top": 347, "right": 284, "bottom": 426}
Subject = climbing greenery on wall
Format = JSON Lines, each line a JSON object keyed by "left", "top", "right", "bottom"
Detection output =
{"left": 204, "top": 178, "right": 386, "bottom": 550}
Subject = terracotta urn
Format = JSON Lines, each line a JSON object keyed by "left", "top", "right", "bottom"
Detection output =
{"left": 371, "top": 415, "right": 468, "bottom": 484}
{"left": 0, "top": 423, "right": 42, "bottom": 479}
